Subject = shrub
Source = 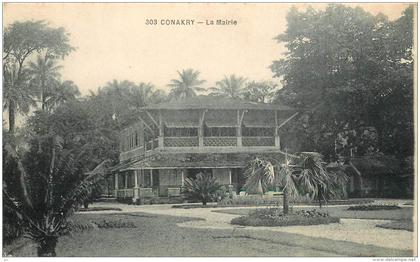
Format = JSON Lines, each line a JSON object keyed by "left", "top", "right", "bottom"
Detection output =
{"left": 183, "top": 172, "right": 222, "bottom": 205}
{"left": 347, "top": 204, "right": 401, "bottom": 211}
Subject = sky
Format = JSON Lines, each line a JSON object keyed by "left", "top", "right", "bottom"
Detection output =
{"left": 3, "top": 3, "right": 411, "bottom": 96}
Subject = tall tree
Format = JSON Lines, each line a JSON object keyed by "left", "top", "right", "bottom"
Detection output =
{"left": 209, "top": 74, "right": 246, "bottom": 99}
{"left": 3, "top": 20, "right": 74, "bottom": 133}
{"left": 3, "top": 65, "right": 36, "bottom": 134}
{"left": 168, "top": 69, "right": 206, "bottom": 99}
{"left": 271, "top": 5, "right": 414, "bottom": 160}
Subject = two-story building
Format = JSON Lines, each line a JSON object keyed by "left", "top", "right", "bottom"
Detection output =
{"left": 109, "top": 96, "right": 298, "bottom": 203}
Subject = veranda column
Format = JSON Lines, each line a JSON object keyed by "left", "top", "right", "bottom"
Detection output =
{"left": 237, "top": 110, "right": 242, "bottom": 147}
{"left": 199, "top": 110, "right": 205, "bottom": 148}
{"left": 181, "top": 170, "right": 185, "bottom": 187}
{"left": 150, "top": 169, "right": 153, "bottom": 187}
{"left": 124, "top": 172, "right": 128, "bottom": 198}
{"left": 158, "top": 110, "right": 164, "bottom": 148}
{"left": 114, "top": 173, "right": 119, "bottom": 198}
{"left": 133, "top": 170, "right": 139, "bottom": 203}
{"left": 228, "top": 169, "right": 234, "bottom": 197}
{"left": 274, "top": 110, "right": 280, "bottom": 148}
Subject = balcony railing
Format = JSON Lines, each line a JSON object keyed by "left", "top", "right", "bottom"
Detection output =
{"left": 164, "top": 137, "right": 199, "bottom": 147}
{"left": 203, "top": 136, "right": 237, "bottom": 147}
{"left": 243, "top": 136, "right": 275, "bottom": 147}
{"left": 121, "top": 136, "right": 278, "bottom": 160}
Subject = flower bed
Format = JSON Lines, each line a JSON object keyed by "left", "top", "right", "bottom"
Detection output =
{"left": 347, "top": 204, "right": 401, "bottom": 211}
{"left": 78, "top": 207, "right": 122, "bottom": 212}
{"left": 231, "top": 208, "right": 340, "bottom": 227}
{"left": 376, "top": 220, "right": 413, "bottom": 232}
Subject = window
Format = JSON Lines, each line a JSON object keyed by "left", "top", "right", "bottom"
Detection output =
{"left": 164, "top": 127, "right": 198, "bottom": 137}
{"left": 242, "top": 127, "right": 274, "bottom": 136}
{"left": 204, "top": 127, "right": 236, "bottom": 136}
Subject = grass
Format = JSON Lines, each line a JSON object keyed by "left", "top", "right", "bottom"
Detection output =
{"left": 231, "top": 208, "right": 340, "bottom": 227}
{"left": 376, "top": 220, "right": 414, "bottom": 232}
{"left": 347, "top": 204, "right": 401, "bottom": 211}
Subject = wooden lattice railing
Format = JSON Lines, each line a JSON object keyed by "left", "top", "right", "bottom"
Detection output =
{"left": 203, "top": 137, "right": 237, "bottom": 147}
{"left": 242, "top": 136, "right": 275, "bottom": 146}
{"left": 164, "top": 137, "right": 199, "bottom": 147}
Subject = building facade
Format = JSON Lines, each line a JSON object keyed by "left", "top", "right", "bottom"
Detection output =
{"left": 111, "top": 96, "right": 297, "bottom": 203}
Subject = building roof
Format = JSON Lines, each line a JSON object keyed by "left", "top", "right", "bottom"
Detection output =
{"left": 143, "top": 96, "right": 293, "bottom": 111}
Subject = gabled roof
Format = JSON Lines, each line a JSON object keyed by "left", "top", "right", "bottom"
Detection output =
{"left": 143, "top": 96, "right": 293, "bottom": 111}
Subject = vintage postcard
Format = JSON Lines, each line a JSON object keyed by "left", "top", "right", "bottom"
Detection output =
{"left": 2, "top": 2, "right": 417, "bottom": 258}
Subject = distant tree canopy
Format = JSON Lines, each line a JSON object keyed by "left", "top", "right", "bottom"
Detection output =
{"left": 271, "top": 5, "right": 414, "bottom": 160}
{"left": 209, "top": 74, "right": 247, "bottom": 99}
{"left": 88, "top": 80, "right": 167, "bottom": 129}
{"left": 3, "top": 20, "right": 75, "bottom": 133}
{"left": 243, "top": 81, "right": 277, "bottom": 103}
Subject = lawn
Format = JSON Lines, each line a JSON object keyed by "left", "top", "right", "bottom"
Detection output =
{"left": 3, "top": 211, "right": 413, "bottom": 257}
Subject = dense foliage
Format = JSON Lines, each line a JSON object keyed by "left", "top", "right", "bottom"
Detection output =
{"left": 272, "top": 5, "right": 414, "bottom": 162}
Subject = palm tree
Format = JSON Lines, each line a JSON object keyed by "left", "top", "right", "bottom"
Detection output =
{"left": 3, "top": 64, "right": 36, "bottom": 133}
{"left": 168, "top": 69, "right": 206, "bottom": 99}
{"left": 45, "top": 80, "right": 80, "bottom": 112}
{"left": 244, "top": 152, "right": 347, "bottom": 214}
{"left": 27, "top": 56, "right": 62, "bottom": 111}
{"left": 3, "top": 135, "right": 102, "bottom": 256}
{"left": 244, "top": 158, "right": 275, "bottom": 195}
{"left": 294, "top": 152, "right": 348, "bottom": 207}
{"left": 209, "top": 74, "right": 247, "bottom": 98}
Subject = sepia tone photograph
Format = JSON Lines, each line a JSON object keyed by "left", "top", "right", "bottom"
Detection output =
{"left": 2, "top": 2, "right": 417, "bottom": 258}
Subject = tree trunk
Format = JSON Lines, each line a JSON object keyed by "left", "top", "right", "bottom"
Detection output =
{"left": 8, "top": 99, "right": 16, "bottom": 134}
{"left": 283, "top": 187, "right": 289, "bottom": 215}
{"left": 202, "top": 200, "right": 207, "bottom": 206}
{"left": 318, "top": 188, "right": 323, "bottom": 208}
{"left": 37, "top": 236, "right": 58, "bottom": 257}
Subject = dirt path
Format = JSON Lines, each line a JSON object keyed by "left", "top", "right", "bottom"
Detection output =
{"left": 85, "top": 201, "right": 414, "bottom": 252}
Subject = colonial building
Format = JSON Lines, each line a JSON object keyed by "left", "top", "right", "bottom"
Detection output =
{"left": 110, "top": 96, "right": 297, "bottom": 203}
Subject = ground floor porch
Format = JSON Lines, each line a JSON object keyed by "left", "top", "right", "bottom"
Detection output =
{"left": 113, "top": 167, "right": 250, "bottom": 202}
